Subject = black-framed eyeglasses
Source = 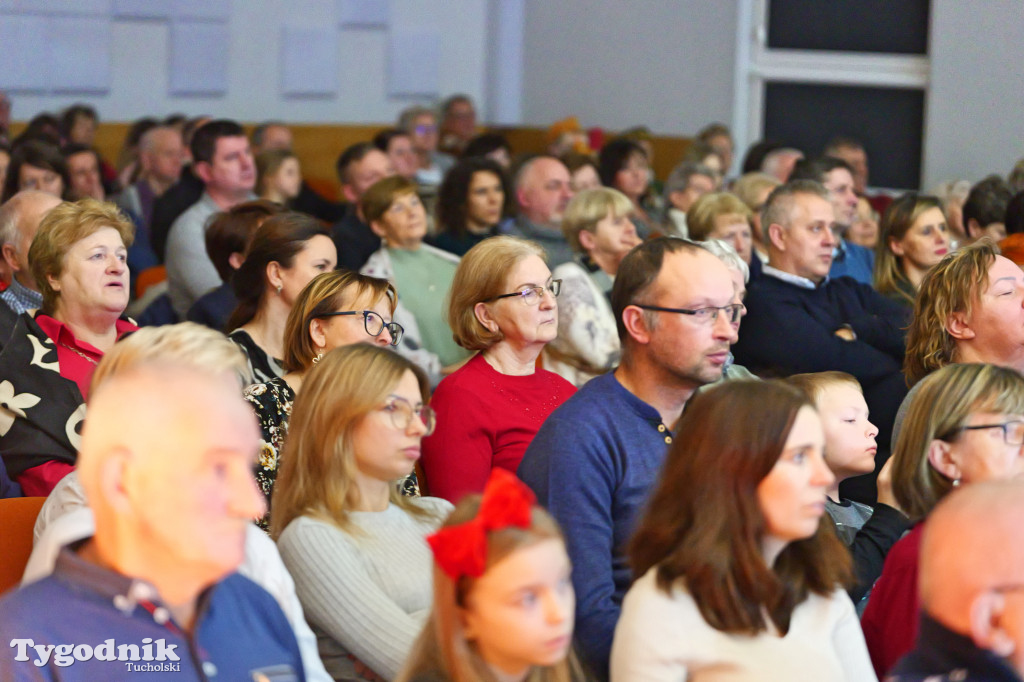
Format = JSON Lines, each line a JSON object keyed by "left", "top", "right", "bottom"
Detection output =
{"left": 630, "top": 302, "right": 745, "bottom": 325}
{"left": 487, "top": 280, "right": 562, "bottom": 306}
{"left": 381, "top": 396, "right": 436, "bottom": 435}
{"left": 316, "top": 310, "right": 404, "bottom": 346}
{"left": 939, "top": 420, "right": 1024, "bottom": 445}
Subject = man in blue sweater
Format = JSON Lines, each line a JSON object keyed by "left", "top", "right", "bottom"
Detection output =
{"left": 519, "top": 238, "right": 739, "bottom": 682}
{"left": 732, "top": 180, "right": 908, "bottom": 500}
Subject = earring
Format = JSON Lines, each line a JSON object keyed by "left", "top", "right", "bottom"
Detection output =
{"left": 312, "top": 352, "right": 323, "bottom": 364}
{"left": 276, "top": 285, "right": 283, "bottom": 295}
{"left": 952, "top": 478, "right": 961, "bottom": 487}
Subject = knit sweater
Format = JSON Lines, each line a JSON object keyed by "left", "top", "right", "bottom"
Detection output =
{"left": 276, "top": 498, "right": 452, "bottom": 681}
{"left": 611, "top": 568, "right": 877, "bottom": 681}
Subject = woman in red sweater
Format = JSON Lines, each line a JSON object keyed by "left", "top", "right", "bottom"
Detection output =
{"left": 861, "top": 362, "right": 1024, "bottom": 677}
{"left": 421, "top": 236, "right": 575, "bottom": 503}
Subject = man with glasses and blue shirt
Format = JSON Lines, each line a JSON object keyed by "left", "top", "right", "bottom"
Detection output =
{"left": 732, "top": 180, "right": 908, "bottom": 502}
{"left": 518, "top": 238, "right": 740, "bottom": 682}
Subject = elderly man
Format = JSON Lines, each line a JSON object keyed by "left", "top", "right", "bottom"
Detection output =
{"left": 166, "top": 119, "right": 256, "bottom": 318}
{"left": 0, "top": 360, "right": 307, "bottom": 680}
{"left": 501, "top": 155, "right": 576, "bottom": 267}
{"left": 0, "top": 190, "right": 62, "bottom": 316}
{"left": 519, "top": 238, "right": 740, "bottom": 681}
{"left": 661, "top": 161, "right": 716, "bottom": 238}
{"left": 331, "top": 142, "right": 396, "bottom": 271}
{"left": 732, "top": 180, "right": 908, "bottom": 499}
{"left": 889, "top": 480, "right": 1024, "bottom": 681}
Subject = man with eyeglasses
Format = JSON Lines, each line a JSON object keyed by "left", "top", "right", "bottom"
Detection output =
{"left": 889, "top": 480, "right": 1024, "bottom": 681}
{"left": 519, "top": 238, "right": 739, "bottom": 682}
{"left": 732, "top": 180, "right": 908, "bottom": 503}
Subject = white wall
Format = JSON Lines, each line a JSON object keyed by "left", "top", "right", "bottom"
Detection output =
{"left": 923, "top": 0, "right": 1024, "bottom": 189}
{"left": 4, "top": 0, "right": 489, "bottom": 125}
{"left": 519, "top": 1, "right": 739, "bottom": 137}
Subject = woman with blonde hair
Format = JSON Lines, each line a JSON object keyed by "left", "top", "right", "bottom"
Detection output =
{"left": 244, "top": 269, "right": 405, "bottom": 530}
{"left": 397, "top": 469, "right": 579, "bottom": 682}
{"left": 273, "top": 344, "right": 452, "bottom": 682}
{"left": 873, "top": 194, "right": 950, "bottom": 309}
{"left": 686, "top": 192, "right": 756, "bottom": 267}
{"left": 421, "top": 236, "right": 575, "bottom": 502}
{"left": 545, "top": 187, "right": 640, "bottom": 385}
{"left": 861, "top": 363, "right": 1024, "bottom": 678}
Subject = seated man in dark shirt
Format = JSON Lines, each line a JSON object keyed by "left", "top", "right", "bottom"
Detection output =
{"left": 889, "top": 480, "right": 1024, "bottom": 682}
{"left": 0, "top": 362, "right": 305, "bottom": 681}
{"left": 733, "top": 180, "right": 908, "bottom": 501}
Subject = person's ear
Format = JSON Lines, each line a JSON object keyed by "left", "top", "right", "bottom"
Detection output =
{"left": 966, "top": 218, "right": 982, "bottom": 240}
{"left": 342, "top": 184, "right": 358, "bottom": 204}
{"left": 621, "top": 305, "right": 653, "bottom": 345}
{"left": 193, "top": 160, "right": 213, "bottom": 185}
{"left": 227, "top": 251, "right": 245, "bottom": 271}
{"left": 767, "top": 223, "right": 787, "bottom": 251}
{"left": 946, "top": 311, "right": 976, "bottom": 341}
{"left": 369, "top": 220, "right": 388, "bottom": 240}
{"left": 474, "top": 302, "right": 500, "bottom": 334}
{"left": 578, "top": 229, "right": 596, "bottom": 253}
{"left": 889, "top": 236, "right": 905, "bottom": 257}
{"left": 927, "top": 438, "right": 962, "bottom": 482}
{"left": 265, "top": 261, "right": 284, "bottom": 293}
{"left": 1, "top": 243, "right": 19, "bottom": 271}
{"left": 458, "top": 604, "right": 477, "bottom": 641}
{"left": 970, "top": 591, "right": 1017, "bottom": 658}
{"left": 99, "top": 447, "right": 135, "bottom": 515}
{"left": 308, "top": 318, "right": 327, "bottom": 350}
{"left": 668, "top": 190, "right": 687, "bottom": 212}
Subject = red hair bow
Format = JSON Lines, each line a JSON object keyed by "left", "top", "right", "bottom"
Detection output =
{"left": 427, "top": 469, "right": 536, "bottom": 580}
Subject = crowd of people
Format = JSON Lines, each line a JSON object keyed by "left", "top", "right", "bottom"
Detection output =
{"left": 1, "top": 89, "right": 1024, "bottom": 681}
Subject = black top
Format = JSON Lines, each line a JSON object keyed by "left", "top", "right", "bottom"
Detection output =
{"left": 150, "top": 168, "right": 204, "bottom": 262}
{"left": 331, "top": 206, "right": 380, "bottom": 272}
{"left": 888, "top": 613, "right": 1022, "bottom": 681}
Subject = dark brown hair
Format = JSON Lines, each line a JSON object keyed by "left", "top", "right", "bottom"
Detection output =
{"left": 205, "top": 200, "right": 282, "bottom": 282}
{"left": 628, "top": 380, "right": 851, "bottom": 635}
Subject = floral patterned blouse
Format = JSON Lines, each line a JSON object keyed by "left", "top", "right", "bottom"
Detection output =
{"left": 243, "top": 375, "right": 421, "bottom": 533}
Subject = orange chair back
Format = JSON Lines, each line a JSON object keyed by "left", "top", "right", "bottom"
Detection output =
{"left": 0, "top": 497, "right": 46, "bottom": 595}
{"left": 135, "top": 265, "right": 167, "bottom": 299}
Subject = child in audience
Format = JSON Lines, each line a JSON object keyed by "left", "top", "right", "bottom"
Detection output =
{"left": 786, "top": 372, "right": 911, "bottom": 606}
{"left": 397, "top": 469, "right": 578, "bottom": 682}
{"left": 256, "top": 149, "right": 302, "bottom": 207}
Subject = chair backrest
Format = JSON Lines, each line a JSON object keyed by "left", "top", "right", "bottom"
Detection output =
{"left": 0, "top": 497, "right": 46, "bottom": 595}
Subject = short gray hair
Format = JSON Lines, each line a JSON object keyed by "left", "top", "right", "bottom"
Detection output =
{"left": 664, "top": 161, "right": 715, "bottom": 199}
{"left": 760, "top": 180, "right": 831, "bottom": 242}
{"left": 700, "top": 239, "right": 749, "bottom": 283}
{"left": 397, "top": 105, "right": 437, "bottom": 133}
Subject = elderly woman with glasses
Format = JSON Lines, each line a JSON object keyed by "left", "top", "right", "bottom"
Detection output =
{"left": 420, "top": 236, "right": 576, "bottom": 503}
{"left": 244, "top": 269, "right": 406, "bottom": 531}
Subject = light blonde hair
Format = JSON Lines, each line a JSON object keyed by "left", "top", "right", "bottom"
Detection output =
{"left": 270, "top": 344, "right": 434, "bottom": 538}
{"left": 873, "top": 194, "right": 944, "bottom": 305}
{"left": 29, "top": 198, "right": 135, "bottom": 314}
{"left": 90, "top": 322, "right": 251, "bottom": 393}
{"left": 396, "top": 498, "right": 577, "bottom": 682}
{"left": 447, "top": 236, "right": 546, "bottom": 351}
{"left": 784, "top": 371, "right": 862, "bottom": 406}
{"left": 686, "top": 192, "right": 753, "bottom": 242}
{"left": 281, "top": 270, "right": 397, "bottom": 372}
{"left": 560, "top": 187, "right": 633, "bottom": 254}
{"left": 904, "top": 241, "right": 999, "bottom": 385}
{"left": 731, "top": 172, "right": 781, "bottom": 213}
{"left": 892, "top": 363, "right": 1024, "bottom": 522}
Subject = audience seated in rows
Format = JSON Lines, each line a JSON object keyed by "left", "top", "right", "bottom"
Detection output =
{"left": 862, "top": 363, "right": 1024, "bottom": 678}
{"left": 612, "top": 380, "right": 876, "bottom": 681}
{"left": 244, "top": 269, "right": 404, "bottom": 530}
{"left": 227, "top": 212, "right": 336, "bottom": 383}
{"left": 272, "top": 344, "right": 452, "bottom": 681}
{"left": 0, "top": 199, "right": 136, "bottom": 497}
{"left": 519, "top": 238, "right": 740, "bottom": 681}
{"left": 545, "top": 187, "right": 639, "bottom": 385}
{"left": 422, "top": 236, "right": 575, "bottom": 502}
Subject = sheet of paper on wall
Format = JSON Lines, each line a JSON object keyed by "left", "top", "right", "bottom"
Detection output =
{"left": 280, "top": 26, "right": 339, "bottom": 97}
{"left": 0, "top": 14, "right": 49, "bottom": 91}
{"left": 166, "top": 0, "right": 229, "bottom": 21}
{"left": 0, "top": 0, "right": 111, "bottom": 15}
{"left": 169, "top": 20, "right": 229, "bottom": 96}
{"left": 111, "top": 0, "right": 169, "bottom": 19}
{"left": 48, "top": 16, "right": 112, "bottom": 93}
{"left": 387, "top": 28, "right": 440, "bottom": 97}
{"left": 338, "top": 0, "right": 388, "bottom": 28}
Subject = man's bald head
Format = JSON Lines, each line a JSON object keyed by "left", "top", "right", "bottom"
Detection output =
{"left": 920, "top": 480, "right": 1024, "bottom": 670}
{"left": 0, "top": 190, "right": 62, "bottom": 289}
{"left": 515, "top": 155, "right": 574, "bottom": 229}
{"left": 79, "top": 362, "right": 264, "bottom": 591}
